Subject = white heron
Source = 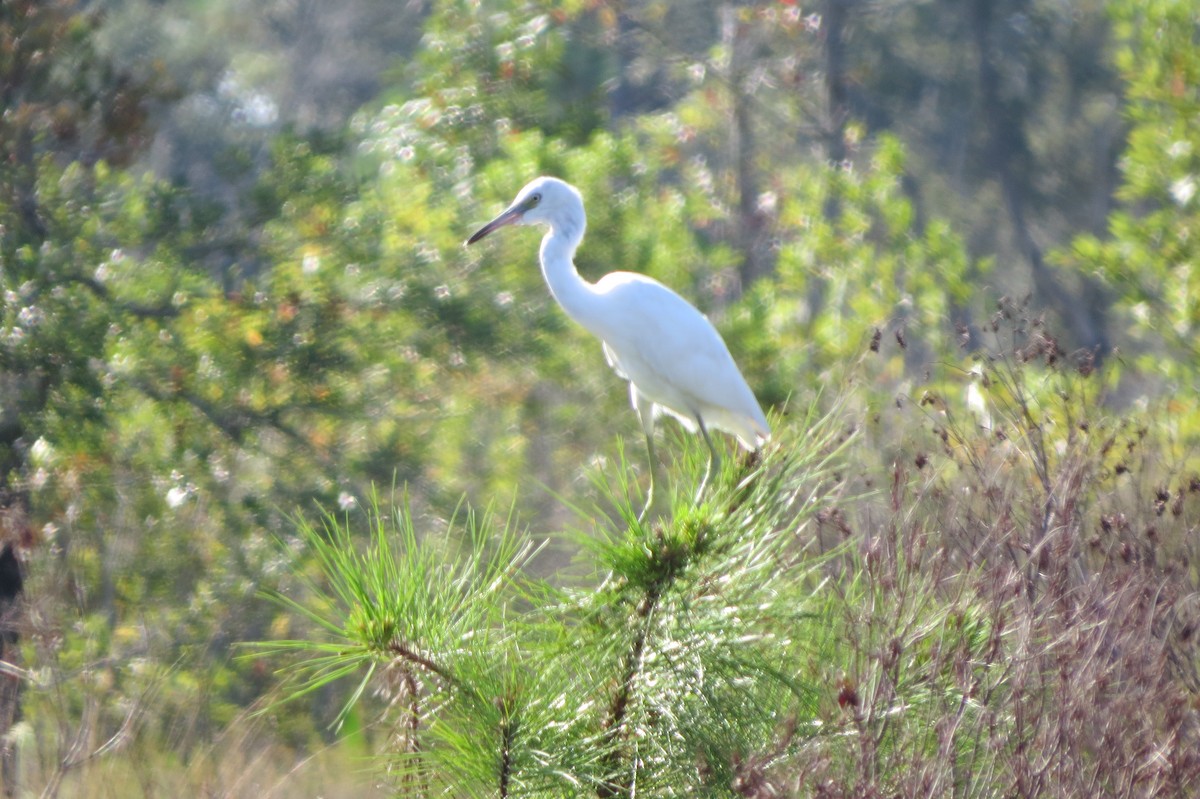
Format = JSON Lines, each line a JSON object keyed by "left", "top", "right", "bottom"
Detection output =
{"left": 466, "top": 177, "right": 769, "bottom": 517}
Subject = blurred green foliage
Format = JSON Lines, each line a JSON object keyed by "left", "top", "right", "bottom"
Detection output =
{"left": 1066, "top": 0, "right": 1200, "bottom": 384}
{"left": 1, "top": 0, "right": 1199, "bottom": 793}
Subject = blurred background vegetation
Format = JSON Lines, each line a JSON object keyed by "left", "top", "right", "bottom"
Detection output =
{"left": 1, "top": 0, "right": 1199, "bottom": 794}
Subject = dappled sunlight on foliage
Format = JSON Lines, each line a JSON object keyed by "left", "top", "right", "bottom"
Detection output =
{"left": 1, "top": 0, "right": 1200, "bottom": 794}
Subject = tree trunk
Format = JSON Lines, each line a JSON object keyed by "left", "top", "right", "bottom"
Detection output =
{"left": 803, "top": 0, "right": 856, "bottom": 330}
{"left": 0, "top": 536, "right": 24, "bottom": 798}
{"left": 968, "top": 0, "right": 1110, "bottom": 356}
{"left": 723, "top": 4, "right": 774, "bottom": 289}
{"left": 822, "top": 0, "right": 851, "bottom": 170}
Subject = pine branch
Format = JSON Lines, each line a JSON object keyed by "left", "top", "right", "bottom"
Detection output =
{"left": 387, "top": 640, "right": 459, "bottom": 689}
{"left": 58, "top": 273, "right": 181, "bottom": 319}
{"left": 497, "top": 695, "right": 515, "bottom": 798}
{"left": 598, "top": 568, "right": 668, "bottom": 798}
{"left": 397, "top": 667, "right": 426, "bottom": 798}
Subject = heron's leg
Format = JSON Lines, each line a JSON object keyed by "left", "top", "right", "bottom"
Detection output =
{"left": 632, "top": 387, "right": 660, "bottom": 523}
{"left": 639, "top": 430, "right": 658, "bottom": 523}
{"left": 695, "top": 416, "right": 720, "bottom": 503}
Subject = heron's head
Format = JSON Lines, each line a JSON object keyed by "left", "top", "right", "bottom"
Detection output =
{"left": 465, "top": 177, "right": 585, "bottom": 245}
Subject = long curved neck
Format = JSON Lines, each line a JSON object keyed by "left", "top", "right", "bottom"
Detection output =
{"left": 539, "top": 221, "right": 604, "bottom": 335}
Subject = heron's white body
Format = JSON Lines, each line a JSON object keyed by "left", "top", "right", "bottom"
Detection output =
{"left": 468, "top": 176, "right": 769, "bottom": 465}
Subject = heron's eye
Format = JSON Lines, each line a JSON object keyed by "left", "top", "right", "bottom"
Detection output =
{"left": 529, "top": 193, "right": 541, "bottom": 206}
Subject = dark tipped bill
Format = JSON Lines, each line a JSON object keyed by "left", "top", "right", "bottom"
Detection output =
{"left": 465, "top": 205, "right": 523, "bottom": 245}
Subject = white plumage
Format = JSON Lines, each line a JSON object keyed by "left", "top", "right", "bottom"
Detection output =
{"left": 466, "top": 177, "right": 769, "bottom": 513}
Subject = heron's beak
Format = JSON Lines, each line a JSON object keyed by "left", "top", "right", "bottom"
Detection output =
{"left": 465, "top": 205, "right": 523, "bottom": 245}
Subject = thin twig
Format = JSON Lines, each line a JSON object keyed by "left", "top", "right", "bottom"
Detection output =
{"left": 387, "top": 640, "right": 458, "bottom": 688}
